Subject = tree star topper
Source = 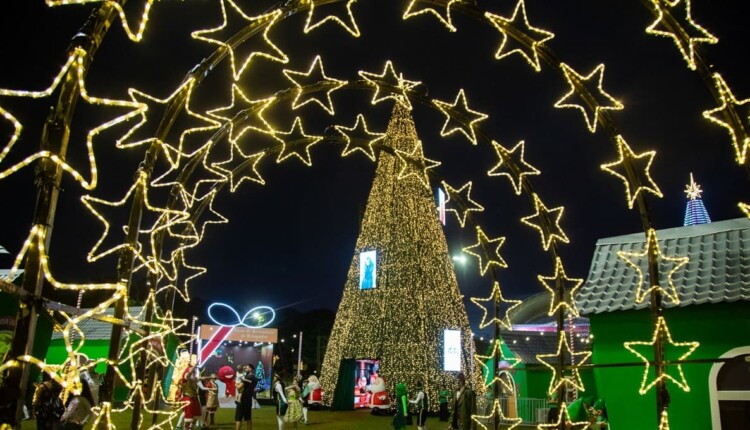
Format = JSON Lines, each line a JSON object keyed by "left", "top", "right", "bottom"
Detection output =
{"left": 334, "top": 114, "right": 385, "bottom": 161}
{"left": 304, "top": 0, "right": 361, "bottom": 37}
{"left": 702, "top": 73, "right": 750, "bottom": 164}
{"left": 485, "top": 0, "right": 555, "bottom": 72}
{"left": 394, "top": 140, "right": 440, "bottom": 188}
{"left": 520, "top": 193, "right": 569, "bottom": 251}
{"left": 554, "top": 63, "right": 623, "bottom": 133}
{"left": 282, "top": 55, "right": 348, "bottom": 115}
{"left": 402, "top": 0, "right": 462, "bottom": 32}
{"left": 462, "top": 226, "right": 508, "bottom": 276}
{"left": 273, "top": 117, "right": 323, "bottom": 166}
{"left": 645, "top": 0, "right": 717, "bottom": 71}
{"left": 624, "top": 316, "right": 700, "bottom": 394}
{"left": 538, "top": 257, "right": 584, "bottom": 317}
{"left": 359, "top": 61, "right": 421, "bottom": 110}
{"left": 470, "top": 282, "right": 521, "bottom": 330}
{"left": 487, "top": 140, "right": 540, "bottom": 195}
{"left": 536, "top": 331, "right": 592, "bottom": 396}
{"left": 472, "top": 398, "right": 522, "bottom": 430}
{"left": 46, "top": 0, "right": 157, "bottom": 42}
{"left": 600, "top": 135, "right": 663, "bottom": 209}
{"left": 684, "top": 172, "right": 702, "bottom": 200}
{"left": 441, "top": 181, "right": 485, "bottom": 227}
{"left": 432, "top": 89, "right": 488, "bottom": 145}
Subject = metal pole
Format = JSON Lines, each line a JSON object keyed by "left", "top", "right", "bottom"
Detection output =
{"left": 493, "top": 288, "right": 500, "bottom": 430}
{"left": 130, "top": 284, "right": 155, "bottom": 430}
{"left": 297, "top": 331, "right": 303, "bottom": 378}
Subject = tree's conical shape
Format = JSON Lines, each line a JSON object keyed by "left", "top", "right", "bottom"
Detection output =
{"left": 320, "top": 103, "right": 481, "bottom": 411}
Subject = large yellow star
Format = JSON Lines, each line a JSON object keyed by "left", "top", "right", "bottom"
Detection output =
{"left": 617, "top": 228, "right": 689, "bottom": 305}
{"left": 150, "top": 150, "right": 228, "bottom": 210}
{"left": 441, "top": 181, "right": 485, "bottom": 227}
{"left": 624, "top": 316, "right": 699, "bottom": 394}
{"left": 402, "top": 0, "right": 462, "bottom": 32}
{"left": 359, "top": 61, "right": 421, "bottom": 110}
{"left": 485, "top": 0, "right": 555, "bottom": 72}
{"left": 474, "top": 339, "right": 521, "bottom": 392}
{"left": 462, "top": 226, "right": 508, "bottom": 276}
{"left": 206, "top": 85, "right": 276, "bottom": 143}
{"left": 520, "top": 193, "right": 569, "bottom": 251}
{"left": 536, "top": 332, "right": 592, "bottom": 396}
{"left": 487, "top": 140, "right": 540, "bottom": 195}
{"left": 645, "top": 0, "right": 717, "bottom": 71}
{"left": 334, "top": 114, "right": 385, "bottom": 161}
{"left": 432, "top": 89, "right": 488, "bottom": 145}
{"left": 394, "top": 140, "right": 440, "bottom": 188}
{"left": 46, "top": 0, "right": 157, "bottom": 42}
{"left": 212, "top": 143, "right": 266, "bottom": 192}
{"left": 470, "top": 282, "right": 521, "bottom": 330}
{"left": 554, "top": 63, "right": 623, "bottom": 133}
{"left": 157, "top": 250, "right": 208, "bottom": 303}
{"left": 273, "top": 117, "right": 323, "bottom": 166}
{"left": 536, "top": 402, "right": 589, "bottom": 430}
{"left": 702, "top": 73, "right": 750, "bottom": 164}
{"left": 192, "top": 5, "right": 288, "bottom": 81}
{"left": 537, "top": 257, "right": 584, "bottom": 317}
{"left": 283, "top": 55, "right": 348, "bottom": 115}
{"left": 304, "top": 0, "right": 361, "bottom": 37}
{"left": 472, "top": 398, "right": 522, "bottom": 430}
{"left": 600, "top": 135, "right": 663, "bottom": 209}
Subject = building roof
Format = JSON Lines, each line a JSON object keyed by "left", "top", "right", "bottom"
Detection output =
{"left": 577, "top": 218, "right": 750, "bottom": 315}
{"left": 501, "top": 329, "right": 591, "bottom": 365}
{"left": 51, "top": 306, "right": 144, "bottom": 341}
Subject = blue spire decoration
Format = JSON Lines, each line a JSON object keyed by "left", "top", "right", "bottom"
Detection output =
{"left": 684, "top": 173, "right": 711, "bottom": 226}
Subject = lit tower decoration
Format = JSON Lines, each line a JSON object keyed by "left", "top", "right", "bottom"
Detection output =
{"left": 320, "top": 102, "right": 481, "bottom": 411}
{"left": 683, "top": 173, "right": 711, "bottom": 226}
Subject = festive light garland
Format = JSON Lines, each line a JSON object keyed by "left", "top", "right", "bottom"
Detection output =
{"left": 402, "top": 0, "right": 462, "bottom": 32}
{"left": 441, "top": 181, "right": 485, "bottom": 227}
{"left": 470, "top": 282, "right": 521, "bottom": 330}
{"left": 485, "top": 0, "right": 555, "bottom": 72}
{"left": 472, "top": 398, "right": 523, "bottom": 430}
{"left": 536, "top": 331, "right": 592, "bottom": 396}
{"left": 303, "top": 0, "right": 361, "bottom": 37}
{"left": 212, "top": 145, "right": 266, "bottom": 192}
{"left": 46, "top": 0, "right": 157, "bottom": 43}
{"left": 432, "top": 89, "right": 488, "bottom": 145}
{"left": 645, "top": 0, "right": 717, "bottom": 71}
{"left": 537, "top": 257, "right": 584, "bottom": 317}
{"left": 206, "top": 85, "right": 277, "bottom": 143}
{"left": 272, "top": 116, "right": 323, "bottom": 166}
{"left": 554, "top": 63, "right": 624, "bottom": 133}
{"left": 702, "top": 73, "right": 750, "bottom": 164}
{"left": 520, "top": 193, "right": 569, "bottom": 251}
{"left": 333, "top": 113, "right": 386, "bottom": 161}
{"left": 600, "top": 135, "right": 663, "bottom": 210}
{"left": 283, "top": 55, "right": 348, "bottom": 115}
{"left": 462, "top": 226, "right": 508, "bottom": 276}
{"left": 487, "top": 140, "right": 540, "bottom": 195}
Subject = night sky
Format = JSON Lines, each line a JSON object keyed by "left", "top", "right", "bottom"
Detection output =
{"left": 0, "top": 0, "right": 748, "bottom": 336}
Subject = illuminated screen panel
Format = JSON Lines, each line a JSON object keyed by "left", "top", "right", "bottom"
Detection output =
{"left": 359, "top": 250, "right": 377, "bottom": 290}
{"left": 443, "top": 329, "right": 462, "bottom": 371}
{"left": 437, "top": 188, "right": 446, "bottom": 225}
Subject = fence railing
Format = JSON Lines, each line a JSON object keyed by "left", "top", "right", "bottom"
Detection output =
{"left": 478, "top": 396, "right": 549, "bottom": 426}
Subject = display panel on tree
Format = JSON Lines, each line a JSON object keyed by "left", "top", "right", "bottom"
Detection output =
{"left": 358, "top": 250, "right": 377, "bottom": 290}
{"left": 443, "top": 329, "right": 462, "bottom": 372}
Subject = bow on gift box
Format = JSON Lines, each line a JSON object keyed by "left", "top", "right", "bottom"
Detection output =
{"left": 199, "top": 303, "right": 276, "bottom": 365}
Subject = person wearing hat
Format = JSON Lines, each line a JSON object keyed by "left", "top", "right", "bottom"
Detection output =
{"left": 203, "top": 374, "right": 219, "bottom": 426}
{"left": 409, "top": 381, "right": 428, "bottom": 430}
{"left": 448, "top": 373, "right": 476, "bottom": 430}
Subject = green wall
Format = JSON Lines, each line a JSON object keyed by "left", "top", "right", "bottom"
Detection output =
{"left": 589, "top": 301, "right": 750, "bottom": 429}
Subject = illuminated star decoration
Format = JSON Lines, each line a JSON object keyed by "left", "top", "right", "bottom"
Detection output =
{"left": 441, "top": 181, "right": 485, "bottom": 227}
{"left": 192, "top": 5, "right": 288, "bottom": 81}
{"left": 600, "top": 135, "right": 663, "bottom": 209}
{"left": 273, "top": 117, "right": 323, "bottom": 166}
{"left": 46, "top": 0, "right": 157, "bottom": 42}
{"left": 554, "top": 63, "right": 624, "bottom": 133}
{"left": 536, "top": 402, "right": 589, "bottom": 430}
{"left": 394, "top": 140, "right": 440, "bottom": 188}
{"left": 536, "top": 331, "right": 592, "bottom": 396}
{"left": 402, "top": 0, "right": 462, "bottom": 32}
{"left": 474, "top": 339, "right": 521, "bottom": 391}
{"left": 283, "top": 56, "right": 347, "bottom": 115}
{"left": 740, "top": 202, "right": 750, "bottom": 220}
{"left": 684, "top": 172, "right": 702, "bottom": 200}
{"left": 487, "top": 140, "right": 540, "bottom": 195}
{"left": 538, "top": 257, "right": 584, "bottom": 317}
{"left": 617, "top": 228, "right": 689, "bottom": 305}
{"left": 462, "top": 226, "right": 508, "bottom": 276}
{"left": 207, "top": 85, "right": 276, "bottom": 143}
{"left": 624, "top": 316, "right": 699, "bottom": 394}
{"left": 520, "top": 193, "right": 569, "bottom": 251}
{"left": 212, "top": 144, "right": 266, "bottom": 192}
{"left": 702, "top": 73, "right": 750, "bottom": 164}
{"left": 470, "top": 282, "right": 522, "bottom": 330}
{"left": 472, "top": 398, "right": 523, "bottom": 430}
{"left": 359, "top": 61, "right": 421, "bottom": 110}
{"left": 334, "top": 114, "right": 386, "bottom": 161}
{"left": 485, "top": 0, "right": 555, "bottom": 72}
{"left": 432, "top": 89, "right": 488, "bottom": 145}
{"left": 659, "top": 409, "right": 671, "bottom": 430}
{"left": 0, "top": 48, "right": 143, "bottom": 190}
{"left": 304, "top": 0, "right": 361, "bottom": 37}
{"left": 645, "top": 0, "right": 717, "bottom": 70}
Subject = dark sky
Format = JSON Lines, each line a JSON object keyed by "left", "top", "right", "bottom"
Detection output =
{"left": 0, "top": 0, "right": 748, "bottom": 335}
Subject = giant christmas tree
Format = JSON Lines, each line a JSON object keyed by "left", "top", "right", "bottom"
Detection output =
{"left": 320, "top": 102, "right": 481, "bottom": 411}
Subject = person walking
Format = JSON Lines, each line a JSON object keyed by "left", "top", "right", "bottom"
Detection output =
{"left": 235, "top": 364, "right": 258, "bottom": 430}
{"left": 60, "top": 379, "right": 95, "bottom": 430}
{"left": 272, "top": 374, "right": 288, "bottom": 430}
{"left": 409, "top": 381, "right": 428, "bottom": 430}
{"left": 448, "top": 373, "right": 476, "bottom": 430}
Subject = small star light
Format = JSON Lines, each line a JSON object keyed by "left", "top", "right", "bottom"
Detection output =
{"left": 441, "top": 181, "right": 484, "bottom": 227}
{"left": 685, "top": 172, "right": 703, "bottom": 200}
{"left": 192, "top": 5, "right": 288, "bottom": 81}
{"left": 334, "top": 114, "right": 386, "bottom": 161}
{"left": 624, "top": 316, "right": 700, "bottom": 394}
{"left": 462, "top": 226, "right": 508, "bottom": 276}
{"left": 207, "top": 85, "right": 276, "bottom": 143}
{"left": 520, "top": 193, "right": 569, "bottom": 251}
{"left": 472, "top": 398, "right": 523, "bottom": 430}
{"left": 487, "top": 140, "right": 540, "bottom": 195}
{"left": 273, "top": 117, "right": 323, "bottom": 166}
{"left": 432, "top": 89, "right": 488, "bottom": 145}
{"left": 359, "top": 61, "right": 421, "bottom": 110}
{"left": 536, "top": 331, "right": 592, "bottom": 396}
{"left": 702, "top": 73, "right": 750, "bottom": 164}
{"left": 554, "top": 63, "right": 623, "bottom": 133}
{"left": 46, "top": 0, "right": 157, "bottom": 42}
{"left": 740, "top": 202, "right": 750, "bottom": 220}
{"left": 304, "top": 0, "right": 361, "bottom": 37}
{"left": 617, "top": 228, "right": 689, "bottom": 304}
{"left": 600, "top": 135, "right": 663, "bottom": 209}
{"left": 282, "top": 55, "right": 348, "bottom": 115}
{"left": 402, "top": 0, "right": 462, "bottom": 32}
{"left": 485, "top": 0, "right": 555, "bottom": 72}
{"left": 536, "top": 402, "right": 589, "bottom": 430}
{"left": 0, "top": 48, "right": 143, "bottom": 190}
{"left": 394, "top": 140, "right": 440, "bottom": 188}
{"left": 474, "top": 339, "right": 521, "bottom": 391}
{"left": 658, "top": 409, "right": 671, "bottom": 430}
{"left": 470, "top": 282, "right": 522, "bottom": 330}
{"left": 213, "top": 144, "right": 266, "bottom": 192}
{"left": 537, "top": 257, "right": 584, "bottom": 317}
{"left": 645, "top": 0, "right": 717, "bottom": 70}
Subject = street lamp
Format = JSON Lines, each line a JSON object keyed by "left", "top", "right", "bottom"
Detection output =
{"left": 452, "top": 254, "right": 467, "bottom": 264}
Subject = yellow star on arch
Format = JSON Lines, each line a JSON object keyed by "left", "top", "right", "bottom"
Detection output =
{"left": 645, "top": 0, "right": 717, "bottom": 71}
{"left": 206, "top": 85, "right": 276, "bottom": 143}
{"left": 520, "top": 193, "right": 569, "bottom": 251}
{"left": 537, "top": 257, "right": 584, "bottom": 317}
{"left": 305, "top": 0, "right": 361, "bottom": 37}
{"left": 463, "top": 226, "right": 508, "bottom": 276}
{"left": 536, "top": 331, "right": 592, "bottom": 396}
{"left": 402, "top": 0, "right": 462, "bottom": 32}
{"left": 283, "top": 55, "right": 347, "bottom": 115}
{"left": 600, "top": 135, "right": 663, "bottom": 209}
{"left": 46, "top": 0, "right": 157, "bottom": 42}
{"left": 470, "top": 282, "right": 522, "bottom": 330}
{"left": 702, "top": 73, "right": 750, "bottom": 164}
{"left": 441, "top": 181, "right": 485, "bottom": 227}
{"left": 487, "top": 140, "right": 540, "bottom": 195}
{"left": 617, "top": 228, "right": 689, "bottom": 305}
{"left": 485, "top": 0, "right": 555, "bottom": 72}
{"left": 192, "top": 5, "right": 288, "bottom": 81}
{"left": 359, "top": 61, "right": 421, "bottom": 110}
{"left": 334, "top": 114, "right": 385, "bottom": 161}
{"left": 212, "top": 143, "right": 266, "bottom": 192}
{"left": 394, "top": 140, "right": 440, "bottom": 188}
{"left": 536, "top": 402, "right": 589, "bottom": 430}
{"left": 472, "top": 398, "right": 523, "bottom": 430}
{"left": 432, "top": 89, "right": 488, "bottom": 145}
{"left": 624, "top": 316, "right": 699, "bottom": 394}
{"left": 555, "top": 63, "right": 623, "bottom": 133}
{"left": 273, "top": 117, "right": 323, "bottom": 166}
{"left": 739, "top": 202, "right": 750, "bottom": 220}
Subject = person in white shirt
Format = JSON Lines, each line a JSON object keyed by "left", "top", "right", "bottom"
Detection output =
{"left": 273, "top": 374, "right": 288, "bottom": 430}
{"left": 408, "top": 380, "right": 428, "bottom": 430}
